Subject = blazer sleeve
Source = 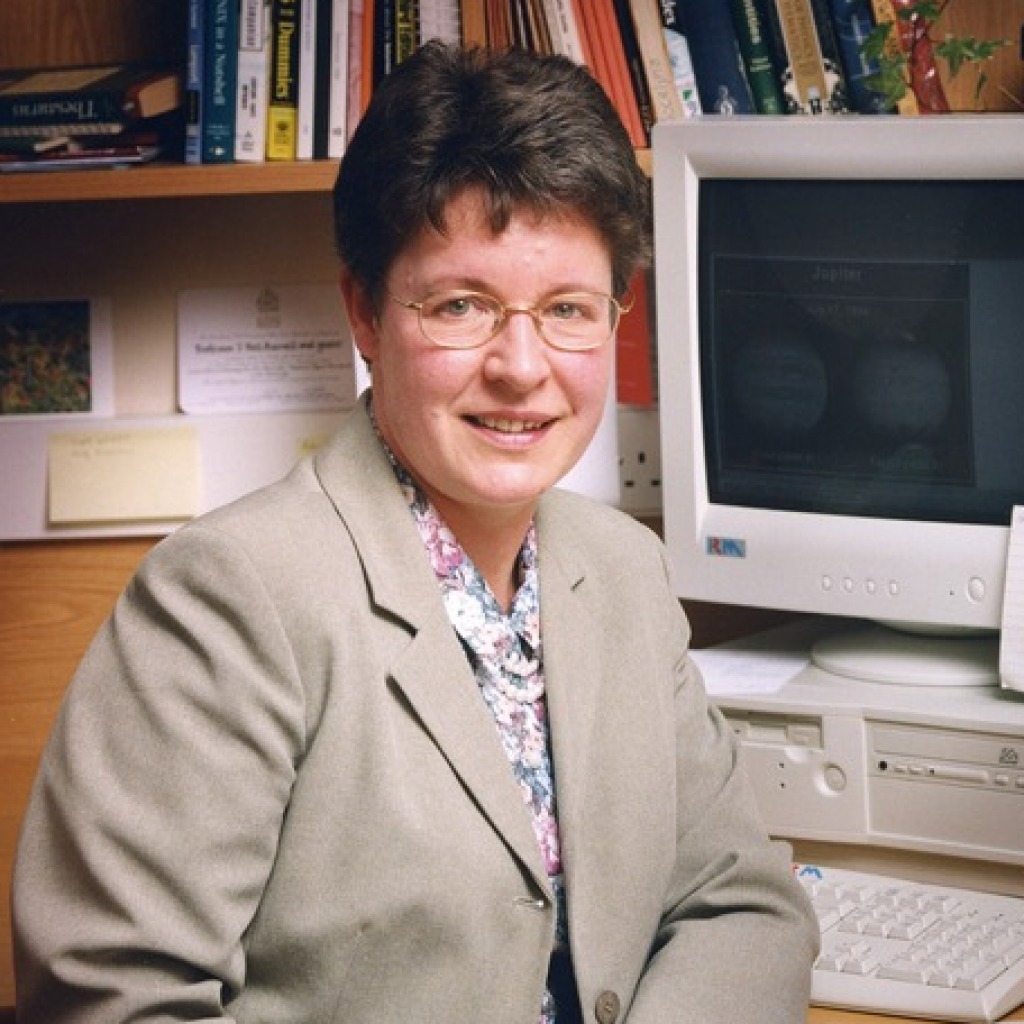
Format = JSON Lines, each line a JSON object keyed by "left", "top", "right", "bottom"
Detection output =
{"left": 626, "top": 553, "right": 820, "bottom": 1023}
{"left": 12, "top": 522, "right": 309, "bottom": 1021}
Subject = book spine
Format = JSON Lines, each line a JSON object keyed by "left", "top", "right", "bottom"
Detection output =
{"left": 808, "top": 0, "right": 850, "bottom": 111}
{"left": 611, "top": 0, "right": 654, "bottom": 138}
{"left": 459, "top": 0, "right": 489, "bottom": 48}
{"left": 185, "top": 0, "right": 204, "bottom": 164}
{"left": 203, "top": 0, "right": 240, "bottom": 162}
{"left": 547, "top": 0, "right": 587, "bottom": 63}
{"left": 418, "top": 0, "right": 461, "bottom": 45}
{"left": 628, "top": 0, "right": 686, "bottom": 122}
{"left": 267, "top": 0, "right": 301, "bottom": 160}
{"left": 827, "top": 0, "right": 887, "bottom": 112}
{"left": 589, "top": 0, "right": 646, "bottom": 147}
{"left": 394, "top": 0, "right": 418, "bottom": 62}
{"left": 728, "top": 0, "right": 785, "bottom": 113}
{"left": 676, "top": 0, "right": 755, "bottom": 114}
{"left": 236, "top": 0, "right": 272, "bottom": 161}
{"left": 657, "top": 2, "right": 702, "bottom": 116}
{"left": 326, "top": 0, "right": 350, "bottom": 158}
{"left": 296, "top": 0, "right": 317, "bottom": 159}
{"left": 345, "top": 0, "right": 365, "bottom": 138}
{"left": 771, "top": 0, "right": 831, "bottom": 113}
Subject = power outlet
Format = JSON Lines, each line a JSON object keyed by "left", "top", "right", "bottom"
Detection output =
{"left": 617, "top": 405, "right": 662, "bottom": 515}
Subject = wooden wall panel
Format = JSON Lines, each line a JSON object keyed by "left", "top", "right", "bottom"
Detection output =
{"left": 0, "top": 0, "right": 185, "bottom": 70}
{"left": 0, "top": 537, "right": 155, "bottom": 1007}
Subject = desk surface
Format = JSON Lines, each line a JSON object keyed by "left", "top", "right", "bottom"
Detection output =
{"left": 808, "top": 1009, "right": 1024, "bottom": 1023}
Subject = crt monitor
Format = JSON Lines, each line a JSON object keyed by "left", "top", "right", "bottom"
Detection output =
{"left": 651, "top": 116, "right": 1024, "bottom": 689}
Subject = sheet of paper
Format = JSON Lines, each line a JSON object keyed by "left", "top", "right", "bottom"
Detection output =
{"left": 691, "top": 647, "right": 809, "bottom": 696}
{"left": 177, "top": 285, "right": 355, "bottom": 414}
{"left": 48, "top": 426, "right": 201, "bottom": 525}
{"left": 998, "top": 505, "right": 1024, "bottom": 690}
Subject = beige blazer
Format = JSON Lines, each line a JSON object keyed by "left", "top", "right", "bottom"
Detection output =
{"left": 13, "top": 399, "right": 817, "bottom": 1023}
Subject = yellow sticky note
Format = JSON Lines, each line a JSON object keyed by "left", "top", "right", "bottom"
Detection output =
{"left": 47, "top": 426, "right": 201, "bottom": 525}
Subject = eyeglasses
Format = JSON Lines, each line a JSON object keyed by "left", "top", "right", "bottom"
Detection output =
{"left": 388, "top": 289, "right": 632, "bottom": 352}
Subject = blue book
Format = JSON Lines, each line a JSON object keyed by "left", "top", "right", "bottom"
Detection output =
{"left": 202, "top": 0, "right": 240, "bottom": 162}
{"left": 671, "top": 0, "right": 755, "bottom": 115}
{"left": 828, "top": 0, "right": 890, "bottom": 113}
{"left": 184, "top": 0, "right": 203, "bottom": 164}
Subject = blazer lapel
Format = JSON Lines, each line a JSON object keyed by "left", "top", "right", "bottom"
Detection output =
{"left": 312, "top": 401, "right": 551, "bottom": 895}
{"left": 535, "top": 499, "right": 603, "bottom": 870}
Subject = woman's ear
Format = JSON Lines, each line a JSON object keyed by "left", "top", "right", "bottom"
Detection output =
{"left": 339, "top": 269, "right": 380, "bottom": 367}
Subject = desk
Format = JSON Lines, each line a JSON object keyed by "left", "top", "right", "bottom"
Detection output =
{"left": 808, "top": 1009, "right": 1024, "bottom": 1023}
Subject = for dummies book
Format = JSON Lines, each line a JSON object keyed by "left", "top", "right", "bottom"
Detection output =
{"left": 0, "top": 65, "right": 182, "bottom": 131}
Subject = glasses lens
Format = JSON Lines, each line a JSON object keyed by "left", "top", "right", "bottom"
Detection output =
{"left": 540, "top": 293, "right": 617, "bottom": 350}
{"left": 418, "top": 291, "right": 500, "bottom": 348}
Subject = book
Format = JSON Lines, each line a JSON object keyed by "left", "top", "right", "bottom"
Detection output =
{"left": 542, "top": 0, "right": 587, "bottom": 63}
{"left": 418, "top": 0, "right": 462, "bottom": 45}
{"left": 202, "top": 0, "right": 240, "bottom": 162}
{"left": 236, "top": 0, "right": 272, "bottom": 161}
{"left": 185, "top": 0, "right": 204, "bottom": 163}
{"left": 296, "top": 0, "right": 318, "bottom": 159}
{"left": 656, "top": 1, "right": 702, "bottom": 115}
{"left": 615, "top": 268, "right": 656, "bottom": 407}
{"left": 766, "top": 0, "right": 843, "bottom": 113}
{"left": 394, "top": 0, "right": 419, "bottom": 62}
{"left": 460, "top": 0, "right": 489, "bottom": 48}
{"left": 827, "top": 0, "right": 888, "bottom": 113}
{"left": 807, "top": 0, "right": 850, "bottom": 110}
{"left": 0, "top": 134, "right": 163, "bottom": 173}
{"left": 677, "top": 0, "right": 755, "bottom": 115}
{"left": 0, "top": 64, "right": 183, "bottom": 132}
{"left": 628, "top": 0, "right": 686, "bottom": 123}
{"left": 325, "top": 0, "right": 351, "bottom": 158}
{"left": 486, "top": 0, "right": 512, "bottom": 50}
{"left": 346, "top": 0, "right": 365, "bottom": 137}
{"left": 612, "top": 0, "right": 654, "bottom": 139}
{"left": 267, "top": 0, "right": 301, "bottom": 160}
{"left": 586, "top": 0, "right": 646, "bottom": 146}
{"left": 729, "top": 0, "right": 786, "bottom": 112}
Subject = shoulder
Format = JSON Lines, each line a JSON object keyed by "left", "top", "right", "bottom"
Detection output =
{"left": 537, "top": 488, "right": 679, "bottom": 611}
{"left": 539, "top": 487, "right": 666, "bottom": 564}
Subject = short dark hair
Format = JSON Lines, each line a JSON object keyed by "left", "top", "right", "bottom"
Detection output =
{"left": 333, "top": 42, "right": 651, "bottom": 303}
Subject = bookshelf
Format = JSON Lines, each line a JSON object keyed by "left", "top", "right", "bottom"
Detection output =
{"left": 0, "top": 0, "right": 1023, "bottom": 1013}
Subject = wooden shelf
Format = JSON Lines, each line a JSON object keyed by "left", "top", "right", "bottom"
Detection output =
{"left": 0, "top": 159, "right": 341, "bottom": 204}
{"left": 0, "top": 149, "right": 652, "bottom": 203}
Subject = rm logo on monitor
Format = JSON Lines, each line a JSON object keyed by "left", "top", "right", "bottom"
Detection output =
{"left": 706, "top": 537, "right": 747, "bottom": 559}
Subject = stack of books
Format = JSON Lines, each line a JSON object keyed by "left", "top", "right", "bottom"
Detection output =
{"left": 0, "top": 64, "right": 184, "bottom": 173}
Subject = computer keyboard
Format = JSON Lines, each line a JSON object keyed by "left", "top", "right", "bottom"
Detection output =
{"left": 797, "top": 863, "right": 1024, "bottom": 1022}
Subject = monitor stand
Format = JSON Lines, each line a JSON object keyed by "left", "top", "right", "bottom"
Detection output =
{"left": 810, "top": 622, "right": 1000, "bottom": 687}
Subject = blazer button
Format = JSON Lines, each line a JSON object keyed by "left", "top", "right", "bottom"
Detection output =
{"left": 595, "top": 990, "right": 620, "bottom": 1024}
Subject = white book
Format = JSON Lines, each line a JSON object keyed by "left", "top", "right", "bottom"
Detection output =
{"left": 235, "top": 0, "right": 272, "bottom": 161}
{"left": 547, "top": 0, "right": 586, "bottom": 65}
{"left": 327, "top": 0, "right": 350, "bottom": 158}
{"left": 296, "top": 0, "right": 317, "bottom": 160}
{"left": 418, "top": 0, "right": 461, "bottom": 44}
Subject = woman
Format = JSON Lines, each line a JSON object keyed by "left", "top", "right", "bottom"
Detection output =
{"left": 13, "top": 43, "right": 818, "bottom": 1023}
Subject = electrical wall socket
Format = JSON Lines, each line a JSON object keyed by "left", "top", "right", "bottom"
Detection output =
{"left": 617, "top": 405, "right": 662, "bottom": 515}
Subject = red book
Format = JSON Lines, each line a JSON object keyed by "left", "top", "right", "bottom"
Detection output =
{"left": 615, "top": 269, "right": 655, "bottom": 407}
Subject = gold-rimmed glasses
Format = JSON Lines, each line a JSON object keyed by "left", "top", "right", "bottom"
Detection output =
{"left": 388, "top": 289, "right": 632, "bottom": 351}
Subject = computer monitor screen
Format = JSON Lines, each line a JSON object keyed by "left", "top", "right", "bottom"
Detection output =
{"left": 652, "top": 116, "right": 1024, "bottom": 688}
